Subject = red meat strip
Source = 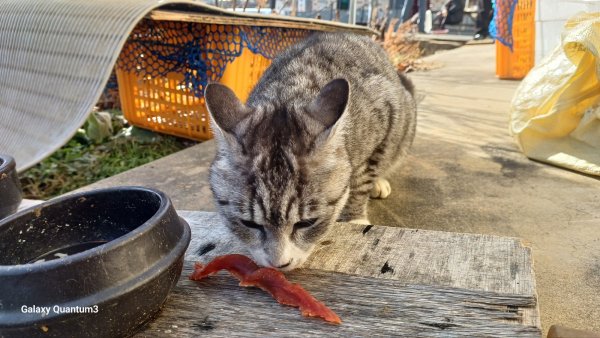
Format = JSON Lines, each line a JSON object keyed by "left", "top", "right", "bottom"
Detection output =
{"left": 189, "top": 254, "right": 341, "bottom": 324}
{"left": 189, "top": 254, "right": 260, "bottom": 281}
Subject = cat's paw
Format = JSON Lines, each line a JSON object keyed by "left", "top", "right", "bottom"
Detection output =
{"left": 370, "top": 178, "right": 391, "bottom": 199}
{"left": 348, "top": 218, "right": 371, "bottom": 225}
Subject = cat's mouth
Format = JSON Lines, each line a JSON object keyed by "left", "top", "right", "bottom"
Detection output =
{"left": 275, "top": 255, "right": 311, "bottom": 271}
{"left": 272, "top": 259, "right": 293, "bottom": 269}
{"left": 250, "top": 245, "right": 309, "bottom": 271}
{"left": 261, "top": 255, "right": 301, "bottom": 271}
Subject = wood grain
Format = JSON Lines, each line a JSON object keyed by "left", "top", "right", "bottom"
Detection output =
{"left": 179, "top": 211, "right": 537, "bottom": 295}
{"left": 137, "top": 263, "right": 540, "bottom": 337}
{"left": 136, "top": 211, "right": 541, "bottom": 336}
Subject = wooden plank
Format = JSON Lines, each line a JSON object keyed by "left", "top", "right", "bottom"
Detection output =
{"left": 179, "top": 211, "right": 537, "bottom": 295}
{"left": 148, "top": 10, "right": 377, "bottom": 36}
{"left": 177, "top": 211, "right": 541, "bottom": 330}
{"left": 137, "top": 262, "right": 541, "bottom": 337}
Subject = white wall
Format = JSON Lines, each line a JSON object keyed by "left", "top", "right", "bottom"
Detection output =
{"left": 536, "top": 0, "right": 600, "bottom": 64}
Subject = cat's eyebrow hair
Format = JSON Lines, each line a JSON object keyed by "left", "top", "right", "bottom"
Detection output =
{"left": 246, "top": 174, "right": 257, "bottom": 220}
{"left": 248, "top": 190, "right": 255, "bottom": 220}
{"left": 255, "top": 194, "right": 268, "bottom": 223}
{"left": 285, "top": 195, "right": 296, "bottom": 220}
{"left": 295, "top": 174, "right": 306, "bottom": 220}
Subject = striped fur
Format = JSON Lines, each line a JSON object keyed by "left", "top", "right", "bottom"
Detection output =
{"left": 205, "top": 32, "right": 416, "bottom": 270}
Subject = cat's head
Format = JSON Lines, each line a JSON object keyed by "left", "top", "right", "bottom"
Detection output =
{"left": 205, "top": 79, "right": 351, "bottom": 270}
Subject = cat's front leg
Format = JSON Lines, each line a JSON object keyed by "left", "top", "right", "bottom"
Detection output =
{"left": 338, "top": 176, "right": 390, "bottom": 224}
{"left": 347, "top": 218, "right": 371, "bottom": 225}
{"left": 370, "top": 177, "right": 391, "bottom": 199}
{"left": 337, "top": 180, "right": 372, "bottom": 225}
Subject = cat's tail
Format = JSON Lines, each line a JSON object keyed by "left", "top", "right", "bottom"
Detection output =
{"left": 397, "top": 71, "right": 415, "bottom": 97}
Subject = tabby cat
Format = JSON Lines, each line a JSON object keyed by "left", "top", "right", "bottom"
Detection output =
{"left": 205, "top": 32, "right": 416, "bottom": 270}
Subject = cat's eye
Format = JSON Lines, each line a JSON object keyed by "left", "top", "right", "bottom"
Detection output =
{"left": 240, "top": 219, "right": 265, "bottom": 232}
{"left": 293, "top": 218, "right": 319, "bottom": 231}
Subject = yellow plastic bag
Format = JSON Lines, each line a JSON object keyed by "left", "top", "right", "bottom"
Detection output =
{"left": 510, "top": 12, "right": 600, "bottom": 175}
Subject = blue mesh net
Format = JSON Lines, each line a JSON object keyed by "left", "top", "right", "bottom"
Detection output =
{"left": 489, "top": 0, "right": 518, "bottom": 50}
{"left": 117, "top": 19, "right": 310, "bottom": 97}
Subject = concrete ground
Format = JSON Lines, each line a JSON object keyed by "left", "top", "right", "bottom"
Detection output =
{"left": 378, "top": 43, "right": 600, "bottom": 335}
{"left": 84, "top": 43, "right": 600, "bottom": 335}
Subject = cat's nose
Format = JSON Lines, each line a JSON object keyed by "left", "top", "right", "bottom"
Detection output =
{"left": 272, "top": 259, "right": 293, "bottom": 269}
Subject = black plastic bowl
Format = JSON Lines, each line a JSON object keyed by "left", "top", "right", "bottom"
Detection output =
{"left": 0, "top": 154, "right": 22, "bottom": 219}
{"left": 0, "top": 187, "right": 191, "bottom": 338}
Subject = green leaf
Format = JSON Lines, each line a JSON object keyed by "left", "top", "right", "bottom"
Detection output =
{"left": 129, "top": 126, "right": 161, "bottom": 144}
{"left": 86, "top": 111, "right": 113, "bottom": 144}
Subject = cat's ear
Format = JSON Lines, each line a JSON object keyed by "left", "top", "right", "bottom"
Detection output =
{"left": 205, "top": 83, "right": 252, "bottom": 134}
{"left": 306, "top": 78, "right": 349, "bottom": 130}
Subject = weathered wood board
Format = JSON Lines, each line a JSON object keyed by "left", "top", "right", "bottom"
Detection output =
{"left": 135, "top": 211, "right": 541, "bottom": 337}
{"left": 179, "top": 211, "right": 538, "bottom": 296}
{"left": 138, "top": 264, "right": 539, "bottom": 337}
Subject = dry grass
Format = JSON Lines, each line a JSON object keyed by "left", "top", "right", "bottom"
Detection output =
{"left": 382, "top": 19, "right": 441, "bottom": 72}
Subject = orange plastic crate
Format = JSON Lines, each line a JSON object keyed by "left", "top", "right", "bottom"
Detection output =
{"left": 115, "top": 21, "right": 308, "bottom": 141}
{"left": 116, "top": 47, "right": 271, "bottom": 141}
{"left": 496, "top": 0, "right": 536, "bottom": 79}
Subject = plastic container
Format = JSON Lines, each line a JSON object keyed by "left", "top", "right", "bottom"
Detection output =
{"left": 496, "top": 0, "right": 537, "bottom": 79}
{"left": 117, "top": 47, "right": 270, "bottom": 141}
{"left": 116, "top": 21, "right": 307, "bottom": 141}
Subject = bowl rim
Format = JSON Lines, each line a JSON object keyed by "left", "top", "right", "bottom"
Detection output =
{"left": 0, "top": 186, "right": 174, "bottom": 271}
{"left": 0, "top": 154, "right": 16, "bottom": 173}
